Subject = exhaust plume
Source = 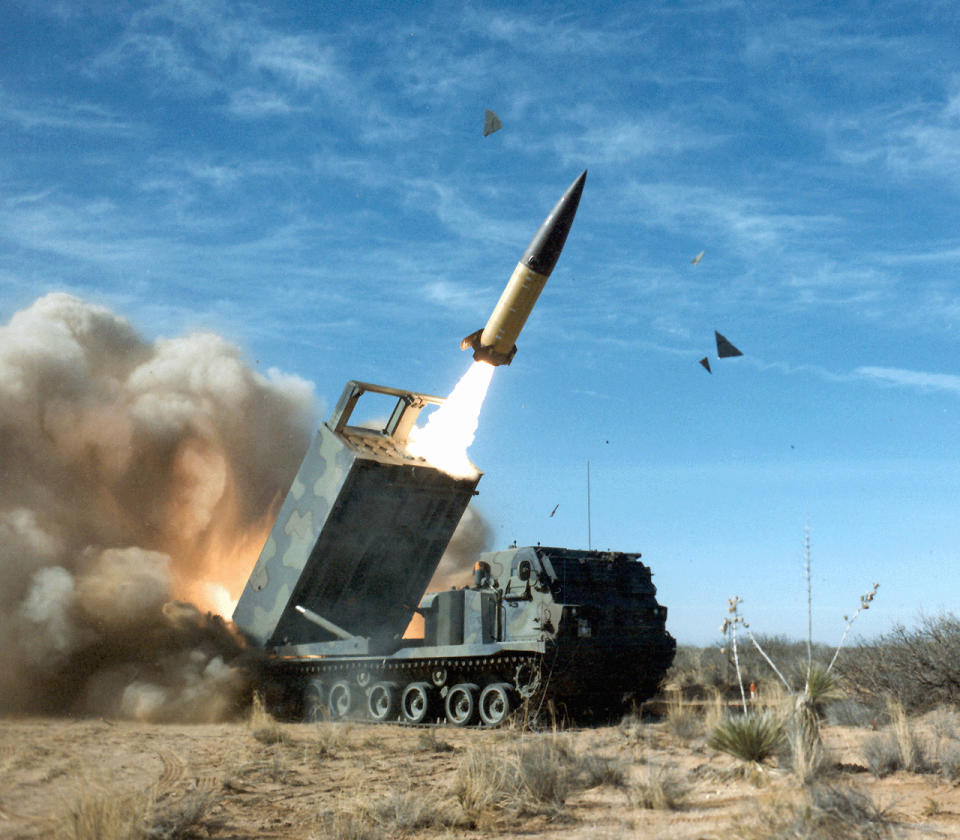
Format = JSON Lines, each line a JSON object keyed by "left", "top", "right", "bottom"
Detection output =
{"left": 406, "top": 360, "right": 494, "bottom": 478}
{"left": 0, "top": 293, "right": 317, "bottom": 720}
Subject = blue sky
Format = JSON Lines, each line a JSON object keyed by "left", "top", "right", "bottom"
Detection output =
{"left": 3, "top": 0, "right": 960, "bottom": 645}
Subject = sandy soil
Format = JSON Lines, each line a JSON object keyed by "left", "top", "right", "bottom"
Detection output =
{"left": 1, "top": 714, "right": 959, "bottom": 839}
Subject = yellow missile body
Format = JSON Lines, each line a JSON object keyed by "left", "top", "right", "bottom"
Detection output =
{"left": 461, "top": 170, "right": 586, "bottom": 366}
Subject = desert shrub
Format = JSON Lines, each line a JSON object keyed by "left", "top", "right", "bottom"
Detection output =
{"left": 708, "top": 712, "right": 785, "bottom": 763}
{"left": 618, "top": 707, "right": 647, "bottom": 743}
{"left": 628, "top": 764, "right": 688, "bottom": 810}
{"left": 824, "top": 697, "right": 882, "bottom": 728}
{"left": 144, "top": 790, "right": 221, "bottom": 839}
{"left": 935, "top": 740, "right": 960, "bottom": 781}
{"left": 454, "top": 734, "right": 624, "bottom": 821}
{"left": 734, "top": 635, "right": 831, "bottom": 688}
{"left": 926, "top": 706, "right": 959, "bottom": 740}
{"left": 862, "top": 733, "right": 901, "bottom": 778}
{"left": 455, "top": 736, "right": 573, "bottom": 818}
{"left": 665, "top": 645, "right": 706, "bottom": 687}
{"left": 743, "top": 784, "right": 900, "bottom": 840}
{"left": 366, "top": 790, "right": 468, "bottom": 831}
{"left": 308, "top": 722, "right": 352, "bottom": 759}
{"left": 665, "top": 691, "right": 702, "bottom": 741}
{"left": 416, "top": 728, "right": 454, "bottom": 753}
{"left": 577, "top": 754, "right": 628, "bottom": 789}
{"left": 312, "top": 809, "right": 378, "bottom": 840}
{"left": 59, "top": 789, "right": 152, "bottom": 840}
{"left": 249, "top": 692, "right": 288, "bottom": 745}
{"left": 863, "top": 702, "right": 925, "bottom": 777}
{"left": 838, "top": 614, "right": 960, "bottom": 712}
{"left": 888, "top": 699, "right": 923, "bottom": 772}
{"left": 59, "top": 788, "right": 218, "bottom": 840}
{"left": 703, "top": 686, "right": 726, "bottom": 733}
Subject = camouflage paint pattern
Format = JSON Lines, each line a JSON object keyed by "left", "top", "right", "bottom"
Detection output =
{"left": 233, "top": 382, "right": 480, "bottom": 649}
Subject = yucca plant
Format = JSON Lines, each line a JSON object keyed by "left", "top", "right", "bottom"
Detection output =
{"left": 795, "top": 662, "right": 842, "bottom": 715}
{"left": 708, "top": 711, "right": 785, "bottom": 763}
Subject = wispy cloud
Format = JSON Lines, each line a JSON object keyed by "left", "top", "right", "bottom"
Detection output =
{"left": 248, "top": 35, "right": 344, "bottom": 92}
{"left": 624, "top": 181, "right": 840, "bottom": 252}
{"left": 551, "top": 111, "right": 721, "bottom": 166}
{"left": 0, "top": 88, "right": 138, "bottom": 135}
{"left": 855, "top": 366, "right": 960, "bottom": 395}
{"left": 90, "top": 1, "right": 354, "bottom": 115}
{"left": 227, "top": 88, "right": 300, "bottom": 118}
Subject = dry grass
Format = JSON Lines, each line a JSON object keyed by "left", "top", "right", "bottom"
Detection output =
{"left": 628, "top": 763, "right": 688, "bottom": 810}
{"left": 144, "top": 790, "right": 222, "bottom": 839}
{"left": 453, "top": 733, "right": 628, "bottom": 825}
{"left": 936, "top": 739, "right": 960, "bottom": 781}
{"left": 863, "top": 732, "right": 905, "bottom": 778}
{"left": 785, "top": 697, "right": 828, "bottom": 785}
{"left": 311, "top": 808, "right": 379, "bottom": 840}
{"left": 664, "top": 690, "right": 702, "bottom": 741}
{"left": 740, "top": 784, "right": 900, "bottom": 840}
{"left": 313, "top": 787, "right": 469, "bottom": 838}
{"left": 703, "top": 686, "right": 727, "bottom": 733}
{"left": 365, "top": 789, "right": 470, "bottom": 831}
{"left": 59, "top": 788, "right": 153, "bottom": 840}
{"left": 416, "top": 728, "right": 455, "bottom": 753}
{"left": 249, "top": 692, "right": 289, "bottom": 746}
{"left": 58, "top": 787, "right": 219, "bottom": 840}
{"left": 455, "top": 736, "right": 574, "bottom": 819}
{"left": 888, "top": 698, "right": 922, "bottom": 772}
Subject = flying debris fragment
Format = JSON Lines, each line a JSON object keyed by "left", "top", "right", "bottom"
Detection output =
{"left": 699, "top": 356, "right": 712, "bottom": 373}
{"left": 691, "top": 250, "right": 705, "bottom": 265}
{"left": 461, "top": 170, "right": 586, "bottom": 365}
{"left": 715, "top": 331, "right": 743, "bottom": 358}
{"left": 549, "top": 504, "right": 559, "bottom": 518}
{"left": 483, "top": 109, "right": 502, "bottom": 136}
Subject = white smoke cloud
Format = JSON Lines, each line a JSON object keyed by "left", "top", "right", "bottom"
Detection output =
{"left": 0, "top": 293, "right": 318, "bottom": 720}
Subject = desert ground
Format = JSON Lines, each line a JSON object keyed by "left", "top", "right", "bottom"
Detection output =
{"left": 3, "top": 701, "right": 960, "bottom": 840}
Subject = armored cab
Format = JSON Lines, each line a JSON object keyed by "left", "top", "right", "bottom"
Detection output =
{"left": 235, "top": 381, "right": 675, "bottom": 725}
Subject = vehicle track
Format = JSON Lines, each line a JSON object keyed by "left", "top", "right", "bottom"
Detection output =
{"left": 154, "top": 750, "right": 186, "bottom": 789}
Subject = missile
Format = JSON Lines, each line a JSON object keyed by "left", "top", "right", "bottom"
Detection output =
{"left": 460, "top": 170, "right": 586, "bottom": 366}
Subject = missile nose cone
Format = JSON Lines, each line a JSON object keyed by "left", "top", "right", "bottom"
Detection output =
{"left": 520, "top": 170, "right": 587, "bottom": 277}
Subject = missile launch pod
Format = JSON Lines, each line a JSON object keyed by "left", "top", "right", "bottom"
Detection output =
{"left": 234, "top": 381, "right": 676, "bottom": 725}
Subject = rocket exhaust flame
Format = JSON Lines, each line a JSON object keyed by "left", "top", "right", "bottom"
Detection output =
{"left": 406, "top": 360, "right": 494, "bottom": 478}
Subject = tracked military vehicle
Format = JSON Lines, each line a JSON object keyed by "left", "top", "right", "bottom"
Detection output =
{"left": 234, "top": 381, "right": 675, "bottom": 725}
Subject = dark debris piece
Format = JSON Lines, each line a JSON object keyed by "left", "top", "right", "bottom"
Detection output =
{"left": 715, "top": 331, "right": 743, "bottom": 358}
{"left": 483, "top": 109, "right": 502, "bottom": 136}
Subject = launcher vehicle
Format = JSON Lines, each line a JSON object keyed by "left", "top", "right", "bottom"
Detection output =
{"left": 233, "top": 380, "right": 675, "bottom": 725}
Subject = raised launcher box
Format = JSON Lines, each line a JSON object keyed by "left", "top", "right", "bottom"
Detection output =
{"left": 232, "top": 381, "right": 481, "bottom": 655}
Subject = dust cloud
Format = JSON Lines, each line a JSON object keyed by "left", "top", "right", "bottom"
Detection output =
{"left": 429, "top": 505, "right": 493, "bottom": 591}
{"left": 0, "top": 293, "right": 317, "bottom": 721}
{"left": 403, "top": 505, "right": 493, "bottom": 639}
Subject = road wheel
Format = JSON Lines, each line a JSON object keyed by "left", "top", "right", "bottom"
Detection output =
{"left": 479, "top": 683, "right": 513, "bottom": 727}
{"left": 367, "top": 683, "right": 399, "bottom": 722}
{"left": 401, "top": 682, "right": 434, "bottom": 724}
{"left": 328, "top": 680, "right": 352, "bottom": 720}
{"left": 444, "top": 683, "right": 479, "bottom": 727}
{"left": 303, "top": 679, "right": 326, "bottom": 722}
